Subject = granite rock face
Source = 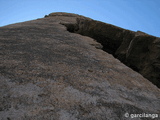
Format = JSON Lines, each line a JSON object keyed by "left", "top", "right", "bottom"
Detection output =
{"left": 0, "top": 12, "right": 160, "bottom": 120}
{"left": 61, "top": 14, "right": 160, "bottom": 88}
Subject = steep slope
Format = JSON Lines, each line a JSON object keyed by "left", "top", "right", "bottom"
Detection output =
{"left": 0, "top": 12, "right": 160, "bottom": 120}
{"left": 56, "top": 13, "right": 160, "bottom": 88}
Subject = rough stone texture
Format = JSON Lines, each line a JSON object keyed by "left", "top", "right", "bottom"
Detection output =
{"left": 0, "top": 12, "right": 160, "bottom": 120}
{"left": 61, "top": 14, "right": 160, "bottom": 88}
{"left": 117, "top": 32, "right": 160, "bottom": 88}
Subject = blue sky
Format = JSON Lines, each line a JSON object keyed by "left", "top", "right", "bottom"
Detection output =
{"left": 0, "top": 0, "right": 160, "bottom": 37}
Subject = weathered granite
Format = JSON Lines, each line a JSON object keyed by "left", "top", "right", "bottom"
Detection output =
{"left": 0, "top": 12, "right": 160, "bottom": 120}
{"left": 61, "top": 13, "right": 160, "bottom": 88}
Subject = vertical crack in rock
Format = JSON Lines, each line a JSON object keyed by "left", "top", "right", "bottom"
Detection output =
{"left": 61, "top": 17, "right": 160, "bottom": 88}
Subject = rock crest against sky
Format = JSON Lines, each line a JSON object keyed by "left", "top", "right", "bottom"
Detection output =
{"left": 54, "top": 12, "right": 160, "bottom": 88}
{"left": 0, "top": 12, "right": 160, "bottom": 120}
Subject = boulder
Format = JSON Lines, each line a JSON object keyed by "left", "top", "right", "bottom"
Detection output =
{"left": 0, "top": 12, "right": 160, "bottom": 120}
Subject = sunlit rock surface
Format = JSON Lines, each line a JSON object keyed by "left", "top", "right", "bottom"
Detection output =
{"left": 0, "top": 12, "right": 160, "bottom": 120}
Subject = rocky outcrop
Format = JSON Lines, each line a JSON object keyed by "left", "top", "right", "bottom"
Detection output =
{"left": 60, "top": 14, "right": 160, "bottom": 88}
{"left": 0, "top": 12, "right": 160, "bottom": 120}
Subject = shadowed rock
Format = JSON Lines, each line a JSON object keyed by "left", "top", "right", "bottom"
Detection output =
{"left": 60, "top": 13, "right": 160, "bottom": 88}
{"left": 0, "top": 12, "right": 160, "bottom": 120}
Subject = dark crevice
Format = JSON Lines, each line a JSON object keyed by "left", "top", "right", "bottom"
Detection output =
{"left": 63, "top": 23, "right": 121, "bottom": 55}
{"left": 61, "top": 19, "right": 160, "bottom": 88}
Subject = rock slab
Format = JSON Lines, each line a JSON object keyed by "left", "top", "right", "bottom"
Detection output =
{"left": 59, "top": 13, "right": 160, "bottom": 88}
{"left": 0, "top": 12, "right": 160, "bottom": 120}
